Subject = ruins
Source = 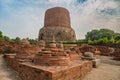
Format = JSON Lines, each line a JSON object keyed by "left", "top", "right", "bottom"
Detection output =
{"left": 38, "top": 7, "right": 76, "bottom": 42}
{"left": 2, "top": 7, "right": 93, "bottom": 80}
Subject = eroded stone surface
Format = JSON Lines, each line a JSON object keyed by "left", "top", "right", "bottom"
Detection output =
{"left": 34, "top": 37, "right": 82, "bottom": 66}
{"left": 39, "top": 7, "right": 76, "bottom": 42}
{"left": 4, "top": 54, "right": 92, "bottom": 80}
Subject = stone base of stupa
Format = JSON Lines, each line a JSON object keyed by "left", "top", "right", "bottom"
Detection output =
{"left": 39, "top": 27, "right": 76, "bottom": 42}
{"left": 20, "top": 60, "right": 92, "bottom": 80}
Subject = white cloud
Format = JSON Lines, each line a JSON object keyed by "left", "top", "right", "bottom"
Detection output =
{"left": 48, "top": 0, "right": 72, "bottom": 4}
{"left": 0, "top": 0, "right": 120, "bottom": 39}
{"left": 69, "top": 0, "right": 120, "bottom": 39}
{"left": 0, "top": 2, "right": 44, "bottom": 39}
{"left": 103, "top": 1, "right": 118, "bottom": 9}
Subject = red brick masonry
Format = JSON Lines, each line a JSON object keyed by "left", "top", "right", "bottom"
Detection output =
{"left": 4, "top": 54, "right": 92, "bottom": 80}
{"left": 44, "top": 7, "right": 71, "bottom": 27}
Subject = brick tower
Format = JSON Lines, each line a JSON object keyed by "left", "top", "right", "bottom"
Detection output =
{"left": 38, "top": 7, "right": 76, "bottom": 42}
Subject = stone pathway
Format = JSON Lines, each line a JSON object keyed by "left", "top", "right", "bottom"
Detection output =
{"left": 0, "top": 54, "right": 21, "bottom": 80}
{"left": 83, "top": 56, "right": 120, "bottom": 80}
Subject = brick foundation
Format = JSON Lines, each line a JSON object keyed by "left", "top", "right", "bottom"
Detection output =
{"left": 4, "top": 54, "right": 92, "bottom": 80}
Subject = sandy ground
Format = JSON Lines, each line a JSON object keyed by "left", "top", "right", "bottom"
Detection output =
{"left": 0, "top": 54, "right": 120, "bottom": 80}
{"left": 0, "top": 54, "right": 21, "bottom": 80}
{"left": 82, "top": 56, "right": 120, "bottom": 80}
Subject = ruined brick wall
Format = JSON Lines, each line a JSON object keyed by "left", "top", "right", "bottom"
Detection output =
{"left": 52, "top": 61, "right": 92, "bottom": 80}
{"left": 78, "top": 44, "right": 96, "bottom": 54}
{"left": 4, "top": 54, "right": 52, "bottom": 80}
{"left": 44, "top": 7, "right": 70, "bottom": 27}
{"left": 113, "top": 48, "right": 120, "bottom": 60}
{"left": 4, "top": 54, "right": 20, "bottom": 71}
{"left": 94, "top": 46, "right": 111, "bottom": 56}
{"left": 4, "top": 54, "right": 92, "bottom": 80}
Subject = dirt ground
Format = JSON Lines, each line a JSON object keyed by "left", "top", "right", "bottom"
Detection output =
{"left": 0, "top": 54, "right": 21, "bottom": 80}
{"left": 82, "top": 56, "right": 120, "bottom": 80}
{"left": 0, "top": 54, "right": 120, "bottom": 80}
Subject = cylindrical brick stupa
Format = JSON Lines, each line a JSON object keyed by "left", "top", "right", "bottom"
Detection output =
{"left": 39, "top": 7, "right": 76, "bottom": 42}
{"left": 44, "top": 7, "right": 71, "bottom": 27}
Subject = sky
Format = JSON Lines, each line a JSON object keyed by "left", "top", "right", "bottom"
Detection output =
{"left": 0, "top": 0, "right": 120, "bottom": 39}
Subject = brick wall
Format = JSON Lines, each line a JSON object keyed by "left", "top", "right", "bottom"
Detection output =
{"left": 44, "top": 7, "right": 70, "bottom": 27}
{"left": 4, "top": 54, "right": 92, "bottom": 80}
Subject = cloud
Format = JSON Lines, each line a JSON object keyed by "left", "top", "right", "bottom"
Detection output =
{"left": 0, "top": 0, "right": 120, "bottom": 39}
{"left": 48, "top": 0, "right": 72, "bottom": 4}
{"left": 68, "top": 0, "right": 120, "bottom": 39}
{"left": 0, "top": 0, "right": 45, "bottom": 38}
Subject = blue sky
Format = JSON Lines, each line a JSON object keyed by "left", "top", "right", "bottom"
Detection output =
{"left": 0, "top": 0, "right": 120, "bottom": 39}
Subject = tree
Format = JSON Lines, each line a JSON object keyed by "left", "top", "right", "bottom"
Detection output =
{"left": 14, "top": 37, "right": 21, "bottom": 42}
{"left": 99, "top": 29, "right": 114, "bottom": 39}
{"left": 109, "top": 36, "right": 115, "bottom": 43}
{"left": 85, "top": 30, "right": 99, "bottom": 41}
{"left": 77, "top": 39, "right": 86, "bottom": 44}
{"left": 114, "top": 33, "right": 120, "bottom": 41}
{"left": 88, "top": 39, "right": 93, "bottom": 44}
{"left": 0, "top": 31, "right": 3, "bottom": 40}
{"left": 85, "top": 28, "right": 119, "bottom": 44}
{"left": 0, "top": 31, "right": 2, "bottom": 37}
{"left": 116, "top": 40, "right": 120, "bottom": 44}
{"left": 25, "top": 37, "right": 38, "bottom": 44}
{"left": 96, "top": 38, "right": 109, "bottom": 44}
{"left": 85, "top": 28, "right": 114, "bottom": 41}
{"left": 3, "top": 36, "right": 10, "bottom": 41}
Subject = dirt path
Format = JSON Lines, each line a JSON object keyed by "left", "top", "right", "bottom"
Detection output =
{"left": 0, "top": 54, "right": 21, "bottom": 80}
{"left": 83, "top": 56, "right": 120, "bottom": 80}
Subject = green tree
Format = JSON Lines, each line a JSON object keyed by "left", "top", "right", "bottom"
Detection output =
{"left": 77, "top": 39, "right": 86, "bottom": 44}
{"left": 25, "top": 37, "right": 38, "bottom": 44}
{"left": 99, "top": 29, "right": 114, "bottom": 39}
{"left": 88, "top": 39, "right": 93, "bottom": 44}
{"left": 85, "top": 29, "right": 99, "bottom": 41}
{"left": 0, "top": 31, "right": 4, "bottom": 40}
{"left": 109, "top": 36, "right": 115, "bottom": 43}
{"left": 3, "top": 36, "right": 10, "bottom": 41}
{"left": 96, "top": 38, "right": 109, "bottom": 44}
{"left": 85, "top": 28, "right": 115, "bottom": 41}
{"left": 14, "top": 37, "right": 21, "bottom": 42}
{"left": 114, "top": 33, "right": 120, "bottom": 41}
{"left": 116, "top": 40, "right": 120, "bottom": 44}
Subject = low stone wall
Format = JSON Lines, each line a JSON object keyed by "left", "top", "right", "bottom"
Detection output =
{"left": 4, "top": 54, "right": 92, "bottom": 80}
{"left": 113, "top": 48, "right": 120, "bottom": 60}
{"left": 4, "top": 54, "right": 20, "bottom": 71}
{"left": 95, "top": 46, "right": 110, "bottom": 56}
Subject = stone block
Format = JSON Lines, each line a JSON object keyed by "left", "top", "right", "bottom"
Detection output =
{"left": 92, "top": 59, "right": 101, "bottom": 68}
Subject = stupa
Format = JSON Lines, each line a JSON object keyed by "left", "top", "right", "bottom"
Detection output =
{"left": 34, "top": 36, "right": 71, "bottom": 66}
{"left": 4, "top": 7, "right": 92, "bottom": 80}
{"left": 38, "top": 7, "right": 76, "bottom": 42}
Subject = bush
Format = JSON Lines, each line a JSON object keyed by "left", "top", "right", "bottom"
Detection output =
{"left": 88, "top": 39, "right": 93, "bottom": 44}
{"left": 116, "top": 40, "right": 120, "bottom": 44}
